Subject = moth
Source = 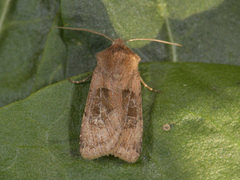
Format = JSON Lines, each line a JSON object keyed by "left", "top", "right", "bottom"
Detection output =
{"left": 58, "top": 27, "right": 181, "bottom": 163}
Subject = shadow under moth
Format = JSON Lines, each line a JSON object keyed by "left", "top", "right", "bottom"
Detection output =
{"left": 58, "top": 27, "right": 181, "bottom": 163}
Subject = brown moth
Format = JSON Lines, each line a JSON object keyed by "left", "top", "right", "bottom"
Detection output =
{"left": 57, "top": 27, "right": 181, "bottom": 163}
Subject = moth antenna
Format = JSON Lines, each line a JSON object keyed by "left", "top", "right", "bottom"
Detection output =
{"left": 56, "top": 26, "right": 114, "bottom": 42}
{"left": 124, "top": 38, "right": 182, "bottom": 46}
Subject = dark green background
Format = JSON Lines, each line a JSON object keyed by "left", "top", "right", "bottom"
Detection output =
{"left": 0, "top": 0, "right": 239, "bottom": 179}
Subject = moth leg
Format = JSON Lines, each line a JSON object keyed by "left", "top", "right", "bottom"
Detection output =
{"left": 140, "top": 77, "right": 160, "bottom": 93}
{"left": 69, "top": 74, "right": 92, "bottom": 84}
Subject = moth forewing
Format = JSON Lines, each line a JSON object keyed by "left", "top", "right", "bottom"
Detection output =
{"left": 110, "top": 70, "right": 143, "bottom": 163}
{"left": 80, "top": 69, "right": 122, "bottom": 159}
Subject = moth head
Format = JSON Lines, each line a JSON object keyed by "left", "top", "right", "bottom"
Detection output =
{"left": 56, "top": 26, "right": 181, "bottom": 72}
{"left": 96, "top": 38, "right": 141, "bottom": 72}
{"left": 112, "top": 38, "right": 125, "bottom": 46}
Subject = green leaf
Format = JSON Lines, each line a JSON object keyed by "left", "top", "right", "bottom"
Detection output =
{"left": 0, "top": 62, "right": 239, "bottom": 179}
{"left": 0, "top": 0, "right": 62, "bottom": 107}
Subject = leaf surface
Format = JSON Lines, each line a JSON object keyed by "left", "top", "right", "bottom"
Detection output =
{"left": 0, "top": 62, "right": 239, "bottom": 179}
